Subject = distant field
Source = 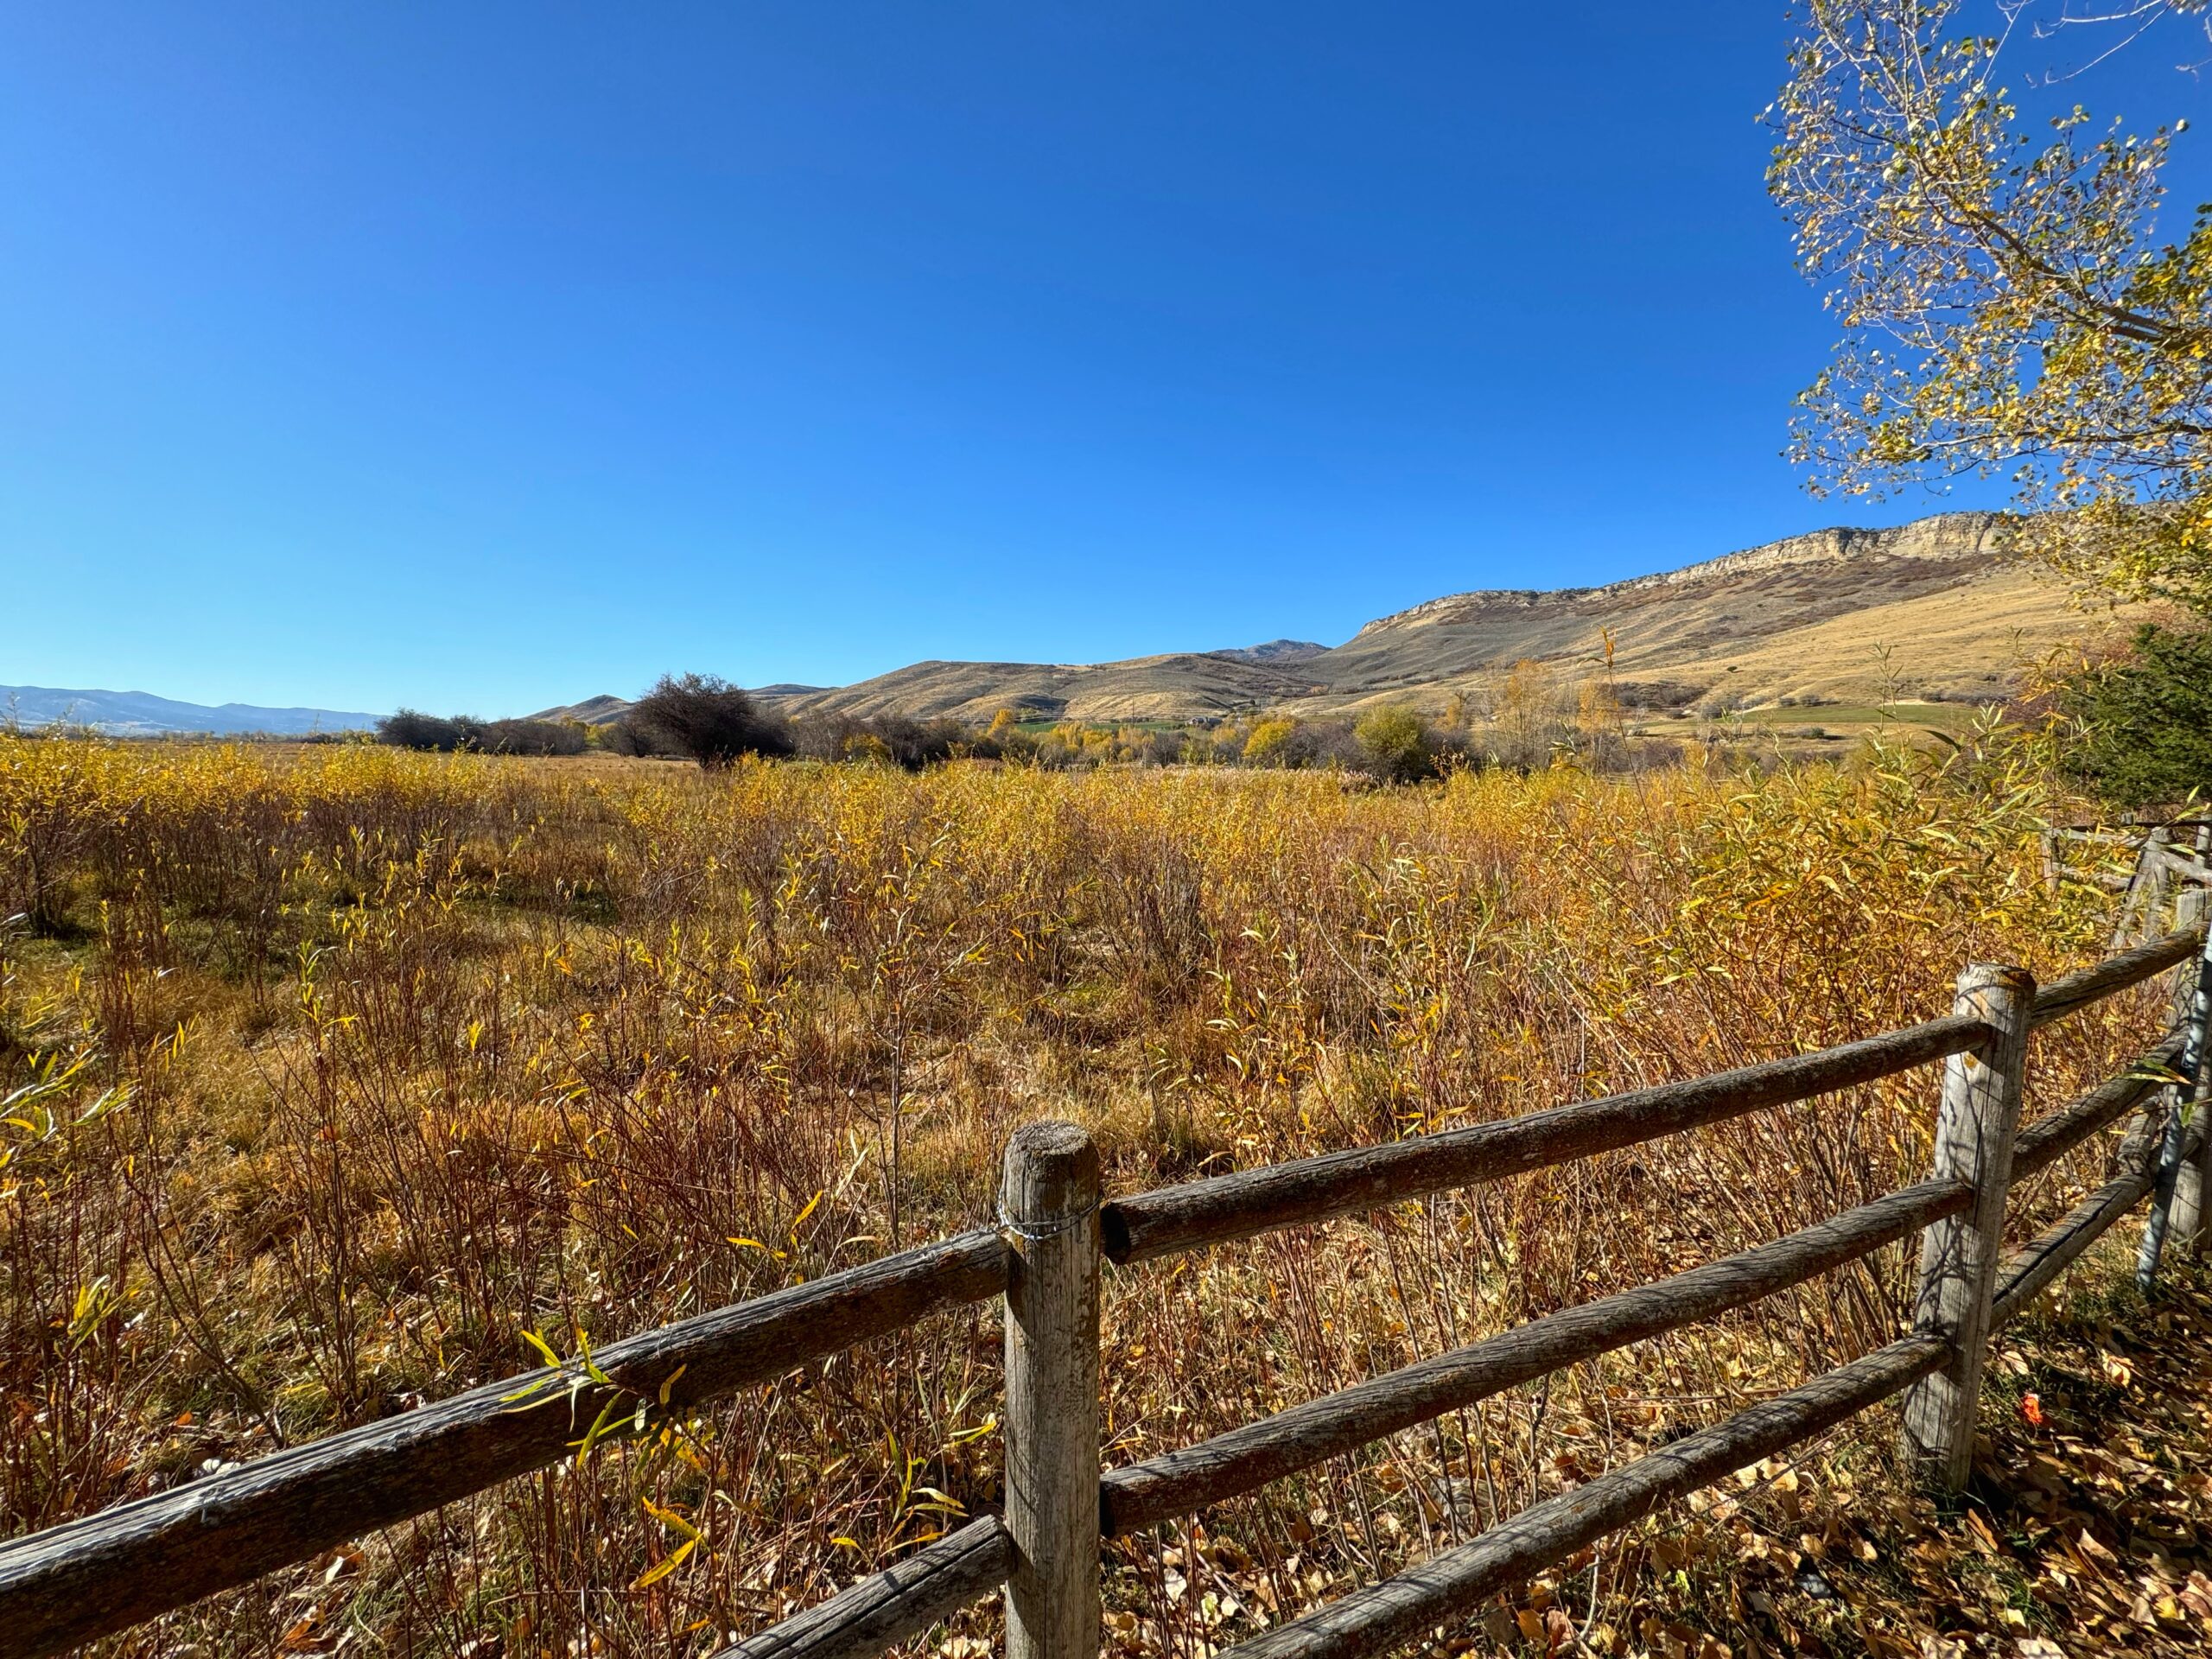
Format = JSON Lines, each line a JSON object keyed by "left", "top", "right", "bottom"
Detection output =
{"left": 1630, "top": 698, "right": 1994, "bottom": 746}
{"left": 1007, "top": 715, "right": 1190, "bottom": 734}
{"left": 1724, "top": 700, "right": 1991, "bottom": 729}
{"left": 985, "top": 699, "right": 1995, "bottom": 754}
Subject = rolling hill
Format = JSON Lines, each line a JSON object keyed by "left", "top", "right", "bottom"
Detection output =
{"left": 805, "top": 512, "right": 2091, "bottom": 722}
{"left": 542, "top": 512, "right": 2114, "bottom": 728}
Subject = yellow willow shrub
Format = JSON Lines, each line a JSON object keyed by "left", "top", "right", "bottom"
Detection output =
{"left": 0, "top": 736, "right": 2171, "bottom": 1657}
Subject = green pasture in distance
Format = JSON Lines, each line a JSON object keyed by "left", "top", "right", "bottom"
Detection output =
{"left": 1725, "top": 701, "right": 1990, "bottom": 731}
{"left": 1007, "top": 718, "right": 1192, "bottom": 735}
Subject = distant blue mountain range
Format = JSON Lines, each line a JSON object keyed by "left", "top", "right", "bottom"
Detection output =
{"left": 1, "top": 685, "right": 382, "bottom": 737}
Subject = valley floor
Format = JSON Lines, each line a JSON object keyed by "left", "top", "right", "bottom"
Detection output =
{"left": 0, "top": 738, "right": 2199, "bottom": 1657}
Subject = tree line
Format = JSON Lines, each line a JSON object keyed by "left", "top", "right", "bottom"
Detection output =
{"left": 378, "top": 675, "right": 970, "bottom": 772}
{"left": 378, "top": 667, "right": 1665, "bottom": 782}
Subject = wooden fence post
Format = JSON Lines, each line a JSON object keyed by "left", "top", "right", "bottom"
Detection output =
{"left": 1901, "top": 963, "right": 2033, "bottom": 1491}
{"left": 1001, "top": 1121, "right": 1102, "bottom": 1659}
{"left": 2115, "top": 829, "right": 2169, "bottom": 948}
{"left": 2178, "top": 903, "right": 2212, "bottom": 1261}
{"left": 2145, "top": 886, "right": 2212, "bottom": 1272}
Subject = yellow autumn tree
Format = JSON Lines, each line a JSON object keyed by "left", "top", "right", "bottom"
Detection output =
{"left": 1243, "top": 716, "right": 1300, "bottom": 766}
{"left": 1771, "top": 0, "right": 2212, "bottom": 608}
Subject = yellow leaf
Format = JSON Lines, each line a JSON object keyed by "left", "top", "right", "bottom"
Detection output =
{"left": 632, "top": 1537, "right": 696, "bottom": 1589}
{"left": 641, "top": 1497, "right": 700, "bottom": 1541}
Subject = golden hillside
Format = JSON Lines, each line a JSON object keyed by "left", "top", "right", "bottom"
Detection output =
{"left": 1288, "top": 511, "right": 2107, "bottom": 716}
{"left": 549, "top": 512, "right": 2117, "bottom": 725}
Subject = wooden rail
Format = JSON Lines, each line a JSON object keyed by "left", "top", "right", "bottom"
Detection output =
{"left": 3, "top": 916, "right": 2208, "bottom": 1659}
{"left": 0, "top": 1230, "right": 1013, "bottom": 1659}
{"left": 721, "top": 1517, "right": 1018, "bottom": 1659}
{"left": 1211, "top": 1335, "right": 1954, "bottom": 1659}
{"left": 2011, "top": 1032, "right": 2183, "bottom": 1177}
{"left": 2027, "top": 925, "right": 2201, "bottom": 1027}
{"left": 1993, "top": 1146, "right": 2177, "bottom": 1324}
{"left": 1097, "top": 1177, "right": 1972, "bottom": 1535}
{"left": 1100, "top": 1016, "right": 1986, "bottom": 1264}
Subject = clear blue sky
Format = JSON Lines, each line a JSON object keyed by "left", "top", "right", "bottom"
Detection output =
{"left": 3, "top": 3, "right": 2206, "bottom": 715}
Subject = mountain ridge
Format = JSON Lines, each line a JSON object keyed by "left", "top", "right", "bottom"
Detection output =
{"left": 2, "top": 686, "right": 382, "bottom": 737}
{"left": 730, "top": 510, "right": 2073, "bottom": 723}
{"left": 24, "top": 512, "right": 2097, "bottom": 737}
{"left": 1347, "top": 512, "right": 2012, "bottom": 636}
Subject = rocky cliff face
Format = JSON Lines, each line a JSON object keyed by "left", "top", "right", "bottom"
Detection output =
{"left": 1349, "top": 512, "right": 2012, "bottom": 639}
{"left": 1300, "top": 511, "right": 2036, "bottom": 713}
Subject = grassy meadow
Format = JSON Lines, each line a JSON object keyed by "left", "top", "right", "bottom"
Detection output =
{"left": 0, "top": 735, "right": 2180, "bottom": 1656}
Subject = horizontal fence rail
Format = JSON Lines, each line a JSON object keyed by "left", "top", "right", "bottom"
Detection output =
{"left": 2028, "top": 926, "right": 2202, "bottom": 1028}
{"left": 0, "top": 1230, "right": 1014, "bottom": 1659}
{"left": 2010, "top": 1033, "right": 2184, "bottom": 1179}
{"left": 1213, "top": 1335, "right": 1954, "bottom": 1659}
{"left": 1098, "top": 1177, "right": 1972, "bottom": 1535}
{"left": 2, "top": 918, "right": 2204, "bottom": 1659}
{"left": 1993, "top": 1129, "right": 2193, "bottom": 1325}
{"left": 1101, "top": 1014, "right": 1988, "bottom": 1265}
{"left": 715, "top": 1516, "right": 1018, "bottom": 1659}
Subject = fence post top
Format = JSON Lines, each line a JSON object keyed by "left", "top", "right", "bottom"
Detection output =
{"left": 1956, "top": 963, "right": 2036, "bottom": 997}
{"left": 1001, "top": 1120, "right": 1099, "bottom": 1217}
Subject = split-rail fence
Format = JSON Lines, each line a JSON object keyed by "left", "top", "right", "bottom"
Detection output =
{"left": 5, "top": 906, "right": 2212, "bottom": 1659}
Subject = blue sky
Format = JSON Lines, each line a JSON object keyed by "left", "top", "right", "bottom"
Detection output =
{"left": 3, "top": 3, "right": 2208, "bottom": 715}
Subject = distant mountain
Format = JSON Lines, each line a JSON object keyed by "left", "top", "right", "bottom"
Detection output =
{"left": 767, "top": 653, "right": 1323, "bottom": 724}
{"left": 1306, "top": 511, "right": 2037, "bottom": 713}
{"left": 534, "top": 512, "right": 2106, "bottom": 728}
{"left": 734, "top": 512, "right": 2079, "bottom": 722}
{"left": 1, "top": 686, "right": 382, "bottom": 737}
{"left": 527, "top": 694, "right": 635, "bottom": 725}
{"left": 1212, "top": 639, "right": 1328, "bottom": 664}
{"left": 534, "top": 658, "right": 1307, "bottom": 728}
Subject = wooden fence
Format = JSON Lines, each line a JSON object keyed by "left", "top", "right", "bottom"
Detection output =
{"left": 2041, "top": 818, "right": 2212, "bottom": 945}
{"left": 4, "top": 916, "right": 2212, "bottom": 1659}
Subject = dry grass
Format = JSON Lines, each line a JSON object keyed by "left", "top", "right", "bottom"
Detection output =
{"left": 1610, "top": 563, "right": 2122, "bottom": 712}
{"left": 0, "top": 736, "right": 2184, "bottom": 1657}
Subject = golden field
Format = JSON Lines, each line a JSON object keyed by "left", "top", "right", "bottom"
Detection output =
{"left": 0, "top": 737, "right": 2183, "bottom": 1657}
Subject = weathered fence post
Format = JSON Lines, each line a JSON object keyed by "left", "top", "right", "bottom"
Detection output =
{"left": 2145, "top": 885, "right": 2212, "bottom": 1273}
{"left": 2115, "top": 829, "right": 2169, "bottom": 948}
{"left": 1001, "top": 1121, "right": 1102, "bottom": 1659}
{"left": 2177, "top": 883, "right": 2212, "bottom": 1259}
{"left": 1902, "top": 963, "right": 2033, "bottom": 1491}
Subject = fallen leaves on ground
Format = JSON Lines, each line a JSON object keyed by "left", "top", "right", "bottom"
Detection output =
{"left": 1096, "top": 1249, "right": 2212, "bottom": 1659}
